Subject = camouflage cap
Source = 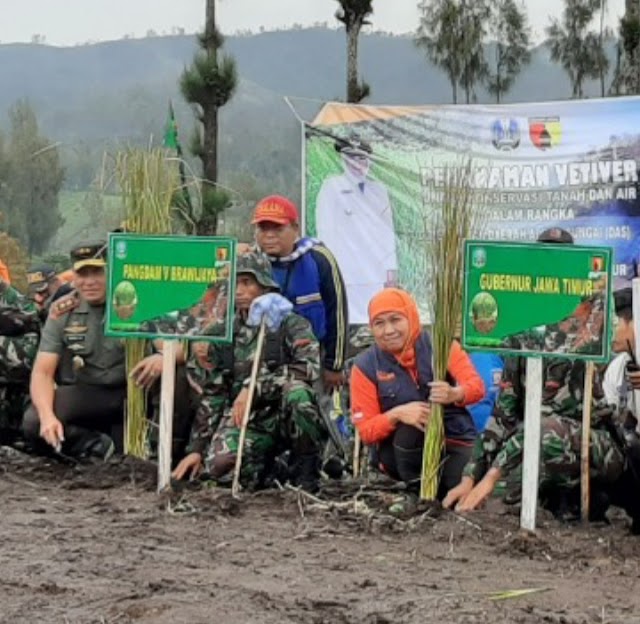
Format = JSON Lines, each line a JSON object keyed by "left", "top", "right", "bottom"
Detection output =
{"left": 26, "top": 265, "right": 56, "bottom": 293}
{"left": 236, "top": 251, "right": 280, "bottom": 291}
{"left": 537, "top": 227, "right": 574, "bottom": 244}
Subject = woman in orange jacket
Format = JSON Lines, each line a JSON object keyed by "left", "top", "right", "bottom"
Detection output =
{"left": 350, "top": 288, "right": 484, "bottom": 499}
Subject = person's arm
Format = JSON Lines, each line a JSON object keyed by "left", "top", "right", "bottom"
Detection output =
{"left": 350, "top": 365, "right": 396, "bottom": 445}
{"left": 282, "top": 314, "right": 321, "bottom": 385}
{"left": 311, "top": 245, "right": 349, "bottom": 373}
{"left": 461, "top": 356, "right": 524, "bottom": 482}
{"left": 446, "top": 341, "right": 486, "bottom": 405}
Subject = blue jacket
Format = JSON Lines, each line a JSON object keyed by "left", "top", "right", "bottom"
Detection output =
{"left": 270, "top": 237, "right": 348, "bottom": 372}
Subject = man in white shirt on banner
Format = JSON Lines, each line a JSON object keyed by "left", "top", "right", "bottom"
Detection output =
{"left": 315, "top": 135, "right": 398, "bottom": 323}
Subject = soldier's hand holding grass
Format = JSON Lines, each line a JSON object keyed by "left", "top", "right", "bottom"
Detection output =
{"left": 172, "top": 452, "right": 203, "bottom": 481}
{"left": 387, "top": 401, "right": 431, "bottom": 431}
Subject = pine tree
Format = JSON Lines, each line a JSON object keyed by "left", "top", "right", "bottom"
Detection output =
{"left": 180, "top": 0, "right": 237, "bottom": 235}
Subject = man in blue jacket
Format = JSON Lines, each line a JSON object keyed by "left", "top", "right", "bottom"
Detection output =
{"left": 250, "top": 195, "right": 349, "bottom": 393}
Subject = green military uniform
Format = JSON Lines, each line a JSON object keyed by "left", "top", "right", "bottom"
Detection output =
{"left": 186, "top": 252, "right": 326, "bottom": 490}
{"left": 462, "top": 356, "right": 625, "bottom": 498}
{"left": 22, "top": 241, "right": 127, "bottom": 456}
{"left": 0, "top": 280, "right": 40, "bottom": 442}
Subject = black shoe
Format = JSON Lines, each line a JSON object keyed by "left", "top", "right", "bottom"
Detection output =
{"left": 72, "top": 432, "right": 115, "bottom": 462}
{"left": 292, "top": 453, "right": 320, "bottom": 493}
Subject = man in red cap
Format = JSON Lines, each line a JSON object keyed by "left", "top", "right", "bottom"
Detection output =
{"left": 250, "top": 195, "right": 348, "bottom": 394}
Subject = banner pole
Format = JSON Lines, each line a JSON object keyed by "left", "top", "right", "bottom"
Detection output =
{"left": 157, "top": 340, "right": 177, "bottom": 493}
{"left": 521, "top": 357, "right": 543, "bottom": 532}
{"left": 632, "top": 279, "right": 640, "bottom": 426}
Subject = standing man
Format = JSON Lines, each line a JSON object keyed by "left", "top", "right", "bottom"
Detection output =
{"left": 251, "top": 194, "right": 348, "bottom": 393}
{"left": 26, "top": 264, "right": 74, "bottom": 320}
{"left": 174, "top": 251, "right": 326, "bottom": 491}
{"left": 315, "top": 135, "right": 398, "bottom": 323}
{"left": 23, "top": 241, "right": 165, "bottom": 460}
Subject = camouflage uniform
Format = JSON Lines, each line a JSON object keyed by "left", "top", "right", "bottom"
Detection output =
{"left": 0, "top": 281, "right": 40, "bottom": 440}
{"left": 463, "top": 356, "right": 625, "bottom": 493}
{"left": 187, "top": 252, "right": 326, "bottom": 489}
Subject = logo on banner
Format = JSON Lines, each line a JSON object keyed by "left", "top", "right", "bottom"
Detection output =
{"left": 491, "top": 118, "right": 520, "bottom": 151}
{"left": 529, "top": 116, "right": 561, "bottom": 150}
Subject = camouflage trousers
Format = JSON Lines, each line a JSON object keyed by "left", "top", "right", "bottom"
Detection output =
{"left": 493, "top": 415, "right": 625, "bottom": 492}
{"left": 204, "top": 380, "right": 326, "bottom": 488}
{"left": 0, "top": 383, "right": 30, "bottom": 443}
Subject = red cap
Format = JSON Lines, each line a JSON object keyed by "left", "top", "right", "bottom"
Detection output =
{"left": 252, "top": 195, "right": 299, "bottom": 225}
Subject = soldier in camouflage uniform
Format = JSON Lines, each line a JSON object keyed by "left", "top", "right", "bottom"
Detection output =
{"left": 442, "top": 355, "right": 625, "bottom": 514}
{"left": 0, "top": 278, "right": 41, "bottom": 443}
{"left": 173, "top": 251, "right": 326, "bottom": 492}
{"left": 444, "top": 228, "right": 626, "bottom": 517}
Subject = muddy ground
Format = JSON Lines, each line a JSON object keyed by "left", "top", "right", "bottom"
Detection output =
{"left": 2, "top": 447, "right": 640, "bottom": 624}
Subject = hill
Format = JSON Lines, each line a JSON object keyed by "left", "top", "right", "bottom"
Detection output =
{"left": 0, "top": 28, "right": 620, "bottom": 252}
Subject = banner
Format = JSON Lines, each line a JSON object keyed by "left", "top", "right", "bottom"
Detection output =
{"left": 106, "top": 234, "right": 236, "bottom": 341}
{"left": 462, "top": 241, "right": 612, "bottom": 362}
{"left": 304, "top": 99, "right": 640, "bottom": 323}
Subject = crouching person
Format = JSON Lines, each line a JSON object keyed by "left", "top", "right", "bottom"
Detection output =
{"left": 23, "top": 241, "right": 167, "bottom": 460}
{"left": 173, "top": 251, "right": 326, "bottom": 492}
{"left": 350, "top": 289, "right": 484, "bottom": 503}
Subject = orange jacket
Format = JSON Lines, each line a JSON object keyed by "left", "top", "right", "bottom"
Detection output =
{"left": 350, "top": 341, "right": 485, "bottom": 446}
{"left": 0, "top": 260, "right": 10, "bottom": 284}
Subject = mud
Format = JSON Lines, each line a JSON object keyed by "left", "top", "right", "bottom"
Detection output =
{"left": 2, "top": 447, "right": 640, "bottom": 624}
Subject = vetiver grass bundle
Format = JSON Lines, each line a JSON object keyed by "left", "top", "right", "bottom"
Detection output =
{"left": 420, "top": 161, "right": 483, "bottom": 500}
{"left": 116, "top": 149, "right": 177, "bottom": 458}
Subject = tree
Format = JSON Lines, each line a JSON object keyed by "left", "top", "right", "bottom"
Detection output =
{"left": 334, "top": 0, "right": 373, "bottom": 103}
{"left": 486, "top": 0, "right": 531, "bottom": 103}
{"left": 545, "top": 0, "right": 606, "bottom": 99}
{"left": 180, "top": 0, "right": 237, "bottom": 235}
{"left": 611, "top": 0, "right": 640, "bottom": 94}
{"left": 0, "top": 101, "right": 64, "bottom": 254}
{"left": 416, "top": 0, "right": 490, "bottom": 104}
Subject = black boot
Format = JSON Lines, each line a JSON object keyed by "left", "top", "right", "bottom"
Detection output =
{"left": 293, "top": 453, "right": 320, "bottom": 493}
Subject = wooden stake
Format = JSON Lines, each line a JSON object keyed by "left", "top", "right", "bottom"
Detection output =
{"left": 352, "top": 430, "right": 361, "bottom": 478}
{"left": 521, "top": 357, "right": 543, "bottom": 532}
{"left": 581, "top": 361, "right": 595, "bottom": 522}
{"left": 232, "top": 319, "right": 267, "bottom": 499}
{"left": 157, "top": 340, "right": 177, "bottom": 493}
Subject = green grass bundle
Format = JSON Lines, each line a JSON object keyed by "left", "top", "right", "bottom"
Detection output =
{"left": 420, "top": 161, "right": 483, "bottom": 500}
{"left": 116, "top": 148, "right": 177, "bottom": 458}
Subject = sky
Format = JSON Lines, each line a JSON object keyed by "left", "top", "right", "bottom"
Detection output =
{"left": 0, "top": 0, "right": 628, "bottom": 46}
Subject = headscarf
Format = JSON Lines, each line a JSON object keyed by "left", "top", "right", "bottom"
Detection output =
{"left": 368, "top": 288, "right": 421, "bottom": 371}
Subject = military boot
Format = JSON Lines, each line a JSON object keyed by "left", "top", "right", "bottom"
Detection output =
{"left": 292, "top": 453, "right": 320, "bottom": 493}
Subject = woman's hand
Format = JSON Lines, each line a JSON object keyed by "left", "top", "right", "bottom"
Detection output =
{"left": 428, "top": 381, "right": 464, "bottom": 405}
{"left": 388, "top": 401, "right": 431, "bottom": 431}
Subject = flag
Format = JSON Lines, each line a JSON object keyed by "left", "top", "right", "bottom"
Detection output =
{"left": 163, "top": 101, "right": 193, "bottom": 214}
{"left": 163, "top": 102, "right": 180, "bottom": 151}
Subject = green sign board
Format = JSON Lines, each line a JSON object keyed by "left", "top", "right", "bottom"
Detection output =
{"left": 106, "top": 234, "right": 236, "bottom": 341}
{"left": 462, "top": 240, "right": 612, "bottom": 362}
